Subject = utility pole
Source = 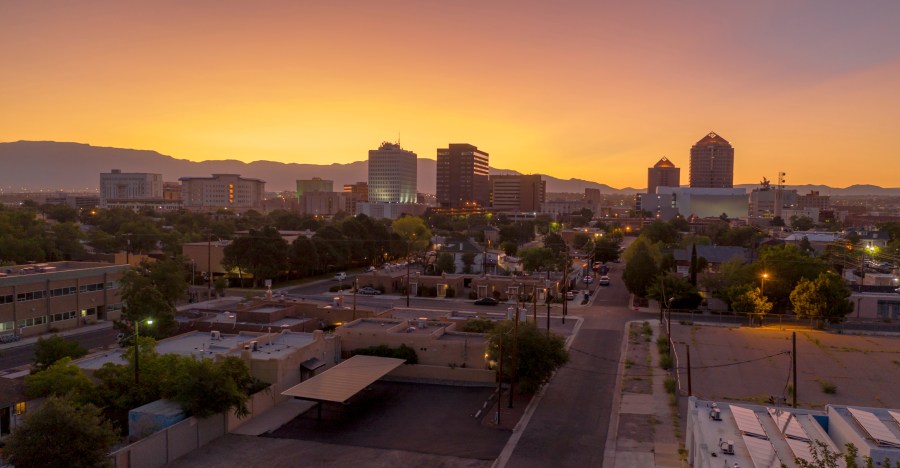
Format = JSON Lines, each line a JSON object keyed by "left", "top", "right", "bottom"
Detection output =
{"left": 497, "top": 338, "right": 504, "bottom": 425}
{"left": 792, "top": 331, "right": 797, "bottom": 408}
{"left": 686, "top": 344, "right": 692, "bottom": 397}
{"left": 510, "top": 307, "right": 518, "bottom": 409}
{"left": 352, "top": 278, "right": 358, "bottom": 321}
{"left": 562, "top": 248, "right": 568, "bottom": 324}
{"left": 207, "top": 233, "right": 213, "bottom": 298}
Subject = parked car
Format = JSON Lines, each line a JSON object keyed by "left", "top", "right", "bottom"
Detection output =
{"left": 333, "top": 272, "right": 347, "bottom": 281}
{"left": 474, "top": 297, "right": 500, "bottom": 306}
{"left": 357, "top": 287, "right": 382, "bottom": 295}
{"left": 599, "top": 275, "right": 610, "bottom": 286}
{"left": 566, "top": 291, "right": 575, "bottom": 300}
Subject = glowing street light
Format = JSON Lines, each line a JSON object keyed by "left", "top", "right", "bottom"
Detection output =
{"left": 133, "top": 318, "right": 154, "bottom": 385}
{"left": 761, "top": 273, "right": 769, "bottom": 295}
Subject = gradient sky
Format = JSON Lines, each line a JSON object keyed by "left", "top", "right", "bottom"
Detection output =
{"left": 2, "top": 1, "right": 899, "bottom": 188}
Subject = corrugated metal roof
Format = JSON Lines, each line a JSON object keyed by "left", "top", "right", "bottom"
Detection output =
{"left": 281, "top": 355, "right": 405, "bottom": 403}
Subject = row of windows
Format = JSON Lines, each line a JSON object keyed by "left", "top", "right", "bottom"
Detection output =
{"left": 2, "top": 282, "right": 118, "bottom": 304}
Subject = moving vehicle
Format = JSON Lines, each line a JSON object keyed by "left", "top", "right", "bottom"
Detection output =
{"left": 599, "top": 275, "right": 610, "bottom": 286}
{"left": 333, "top": 272, "right": 347, "bottom": 281}
{"left": 357, "top": 287, "right": 382, "bottom": 295}
{"left": 566, "top": 291, "right": 575, "bottom": 300}
{"left": 474, "top": 297, "right": 500, "bottom": 306}
{"left": 582, "top": 276, "right": 594, "bottom": 284}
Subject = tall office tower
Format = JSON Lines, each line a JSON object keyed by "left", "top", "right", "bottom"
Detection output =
{"left": 342, "top": 182, "right": 369, "bottom": 214}
{"left": 689, "top": 132, "right": 734, "bottom": 188}
{"left": 368, "top": 142, "right": 417, "bottom": 203}
{"left": 436, "top": 143, "right": 490, "bottom": 209}
{"left": 99, "top": 169, "right": 163, "bottom": 207}
{"left": 647, "top": 157, "right": 681, "bottom": 194}
{"left": 296, "top": 178, "right": 333, "bottom": 198}
{"left": 490, "top": 174, "right": 546, "bottom": 212}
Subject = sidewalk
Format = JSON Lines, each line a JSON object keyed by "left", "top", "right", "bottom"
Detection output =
{"left": 605, "top": 319, "right": 683, "bottom": 467}
{"left": 0, "top": 320, "right": 114, "bottom": 352}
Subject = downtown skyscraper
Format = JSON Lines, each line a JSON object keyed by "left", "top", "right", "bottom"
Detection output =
{"left": 436, "top": 143, "right": 490, "bottom": 209}
{"left": 368, "top": 142, "right": 417, "bottom": 203}
{"left": 689, "top": 132, "right": 734, "bottom": 188}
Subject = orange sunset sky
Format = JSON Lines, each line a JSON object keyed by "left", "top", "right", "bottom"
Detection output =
{"left": 2, "top": 1, "right": 899, "bottom": 188}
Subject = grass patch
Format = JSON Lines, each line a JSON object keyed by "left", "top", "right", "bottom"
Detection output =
{"left": 624, "top": 358, "right": 634, "bottom": 369}
{"left": 817, "top": 379, "right": 837, "bottom": 394}
{"left": 641, "top": 321, "right": 652, "bottom": 336}
{"left": 656, "top": 334, "right": 669, "bottom": 354}
{"left": 659, "top": 353, "right": 672, "bottom": 370}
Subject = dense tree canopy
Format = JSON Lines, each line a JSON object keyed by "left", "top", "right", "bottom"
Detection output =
{"left": 32, "top": 335, "right": 87, "bottom": 372}
{"left": 623, "top": 240, "right": 659, "bottom": 298}
{"left": 5, "top": 397, "right": 119, "bottom": 468}
{"left": 488, "top": 321, "right": 568, "bottom": 393}
{"left": 790, "top": 272, "right": 853, "bottom": 324}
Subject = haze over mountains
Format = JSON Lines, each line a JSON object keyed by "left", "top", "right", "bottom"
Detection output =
{"left": 1, "top": 141, "right": 898, "bottom": 197}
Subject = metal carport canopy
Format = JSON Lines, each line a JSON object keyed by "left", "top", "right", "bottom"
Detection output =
{"left": 281, "top": 355, "right": 406, "bottom": 403}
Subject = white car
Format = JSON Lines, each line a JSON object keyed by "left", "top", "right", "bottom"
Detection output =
{"left": 333, "top": 272, "right": 347, "bottom": 281}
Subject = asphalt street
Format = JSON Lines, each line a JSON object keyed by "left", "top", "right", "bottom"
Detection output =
{"left": 0, "top": 327, "right": 118, "bottom": 371}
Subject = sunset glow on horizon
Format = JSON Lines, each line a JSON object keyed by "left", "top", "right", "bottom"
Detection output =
{"left": 2, "top": 1, "right": 899, "bottom": 188}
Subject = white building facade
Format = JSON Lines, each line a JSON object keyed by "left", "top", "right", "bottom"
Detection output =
{"left": 99, "top": 169, "right": 163, "bottom": 208}
{"left": 368, "top": 142, "right": 417, "bottom": 203}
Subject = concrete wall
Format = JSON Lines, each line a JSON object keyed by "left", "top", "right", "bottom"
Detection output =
{"left": 111, "top": 413, "right": 226, "bottom": 468}
{"left": 386, "top": 364, "right": 494, "bottom": 386}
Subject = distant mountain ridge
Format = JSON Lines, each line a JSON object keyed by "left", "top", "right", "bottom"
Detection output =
{"left": 0, "top": 141, "right": 897, "bottom": 196}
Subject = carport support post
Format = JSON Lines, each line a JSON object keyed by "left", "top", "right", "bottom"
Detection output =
{"left": 497, "top": 339, "right": 504, "bottom": 425}
{"left": 792, "top": 332, "right": 797, "bottom": 408}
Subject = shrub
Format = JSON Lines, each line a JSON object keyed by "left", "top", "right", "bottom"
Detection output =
{"left": 818, "top": 380, "right": 837, "bottom": 394}
{"left": 664, "top": 376, "right": 677, "bottom": 394}
{"left": 659, "top": 353, "right": 672, "bottom": 370}
{"left": 461, "top": 318, "right": 495, "bottom": 333}
{"left": 351, "top": 344, "right": 419, "bottom": 364}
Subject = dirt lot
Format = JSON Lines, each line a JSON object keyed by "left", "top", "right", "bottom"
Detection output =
{"left": 669, "top": 323, "right": 900, "bottom": 409}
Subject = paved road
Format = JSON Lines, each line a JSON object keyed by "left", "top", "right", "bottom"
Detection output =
{"left": 0, "top": 327, "right": 118, "bottom": 371}
{"left": 502, "top": 262, "right": 634, "bottom": 468}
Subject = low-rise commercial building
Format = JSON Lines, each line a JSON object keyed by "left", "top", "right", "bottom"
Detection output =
{"left": 0, "top": 261, "right": 127, "bottom": 338}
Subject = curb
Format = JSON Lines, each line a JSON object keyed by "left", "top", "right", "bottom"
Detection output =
{"left": 491, "top": 315, "right": 584, "bottom": 468}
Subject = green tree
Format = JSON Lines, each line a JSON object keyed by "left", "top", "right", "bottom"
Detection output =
{"left": 641, "top": 221, "right": 680, "bottom": 246}
{"left": 519, "top": 247, "right": 556, "bottom": 272}
{"left": 5, "top": 397, "right": 119, "bottom": 468}
{"left": 436, "top": 252, "right": 456, "bottom": 273}
{"left": 32, "top": 335, "right": 88, "bottom": 372}
{"left": 790, "top": 215, "right": 816, "bottom": 231}
{"left": 391, "top": 216, "right": 432, "bottom": 252}
{"left": 25, "top": 357, "right": 96, "bottom": 404}
{"left": 461, "top": 252, "right": 476, "bottom": 273}
{"left": 646, "top": 272, "right": 702, "bottom": 310}
{"left": 592, "top": 236, "right": 622, "bottom": 263}
{"left": 758, "top": 244, "right": 828, "bottom": 312}
{"left": 222, "top": 226, "right": 289, "bottom": 287}
{"left": 119, "top": 270, "right": 178, "bottom": 338}
{"left": 730, "top": 286, "right": 773, "bottom": 322}
{"left": 542, "top": 232, "right": 567, "bottom": 256}
{"left": 500, "top": 240, "right": 518, "bottom": 256}
{"left": 623, "top": 240, "right": 658, "bottom": 298}
{"left": 165, "top": 356, "right": 252, "bottom": 418}
{"left": 790, "top": 272, "right": 854, "bottom": 324}
{"left": 289, "top": 236, "right": 319, "bottom": 277}
{"left": 461, "top": 318, "right": 496, "bottom": 333}
{"left": 488, "top": 321, "right": 568, "bottom": 393}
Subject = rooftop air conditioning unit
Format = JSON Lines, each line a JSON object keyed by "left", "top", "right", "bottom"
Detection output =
{"left": 720, "top": 439, "right": 734, "bottom": 455}
{"left": 710, "top": 407, "right": 722, "bottom": 421}
{"left": 211, "top": 331, "right": 221, "bottom": 340}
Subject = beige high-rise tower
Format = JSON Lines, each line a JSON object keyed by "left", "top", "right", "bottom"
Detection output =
{"left": 689, "top": 132, "right": 734, "bottom": 188}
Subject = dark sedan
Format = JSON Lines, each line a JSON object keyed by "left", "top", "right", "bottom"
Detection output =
{"left": 474, "top": 297, "right": 500, "bottom": 306}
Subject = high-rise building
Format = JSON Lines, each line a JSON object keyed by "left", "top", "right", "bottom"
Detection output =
{"left": 342, "top": 182, "right": 369, "bottom": 215}
{"left": 99, "top": 169, "right": 163, "bottom": 208}
{"left": 436, "top": 143, "right": 490, "bottom": 209}
{"left": 689, "top": 132, "right": 734, "bottom": 188}
{"left": 647, "top": 157, "right": 681, "bottom": 194}
{"left": 179, "top": 174, "right": 265, "bottom": 212}
{"left": 798, "top": 191, "right": 831, "bottom": 210}
{"left": 490, "top": 174, "right": 545, "bottom": 212}
{"left": 368, "top": 142, "right": 417, "bottom": 203}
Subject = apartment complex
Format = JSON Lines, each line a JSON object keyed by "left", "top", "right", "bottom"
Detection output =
{"left": 436, "top": 143, "right": 490, "bottom": 210}
{"left": 489, "top": 174, "right": 545, "bottom": 212}
{"left": 647, "top": 157, "right": 680, "bottom": 194}
{"left": 179, "top": 174, "right": 265, "bottom": 211}
{"left": 689, "top": 132, "right": 734, "bottom": 188}
{"left": 368, "top": 142, "right": 417, "bottom": 203}
{"left": 0, "top": 261, "right": 128, "bottom": 338}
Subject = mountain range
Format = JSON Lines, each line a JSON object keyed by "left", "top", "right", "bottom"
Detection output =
{"left": 1, "top": 141, "right": 898, "bottom": 197}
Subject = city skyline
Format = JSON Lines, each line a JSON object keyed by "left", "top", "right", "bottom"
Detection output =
{"left": 2, "top": 2, "right": 899, "bottom": 188}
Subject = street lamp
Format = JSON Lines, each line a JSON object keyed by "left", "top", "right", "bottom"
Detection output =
{"left": 133, "top": 318, "right": 154, "bottom": 385}
{"left": 761, "top": 273, "right": 769, "bottom": 295}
